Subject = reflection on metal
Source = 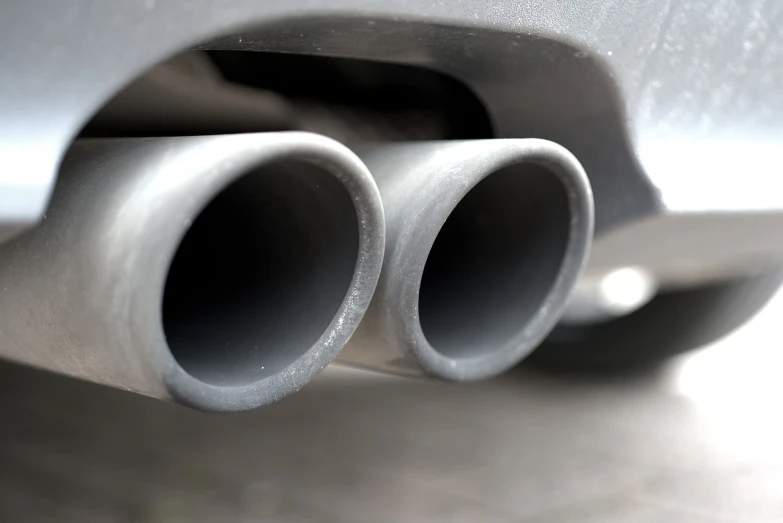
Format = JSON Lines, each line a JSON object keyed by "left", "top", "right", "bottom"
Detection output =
{"left": 561, "top": 266, "right": 658, "bottom": 325}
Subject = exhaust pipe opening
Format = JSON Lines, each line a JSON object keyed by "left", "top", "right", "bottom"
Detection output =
{"left": 0, "top": 132, "right": 384, "bottom": 411}
{"left": 162, "top": 159, "right": 360, "bottom": 387}
{"left": 419, "top": 164, "right": 570, "bottom": 359}
{"left": 338, "top": 139, "right": 592, "bottom": 380}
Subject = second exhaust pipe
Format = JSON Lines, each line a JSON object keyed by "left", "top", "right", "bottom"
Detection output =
{"left": 338, "top": 139, "right": 593, "bottom": 380}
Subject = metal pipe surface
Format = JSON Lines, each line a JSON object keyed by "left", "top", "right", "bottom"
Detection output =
{"left": 338, "top": 139, "right": 593, "bottom": 380}
{"left": 0, "top": 132, "right": 385, "bottom": 411}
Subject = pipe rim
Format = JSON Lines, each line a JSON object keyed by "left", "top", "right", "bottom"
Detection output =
{"left": 136, "top": 132, "right": 384, "bottom": 411}
{"left": 385, "top": 139, "right": 593, "bottom": 380}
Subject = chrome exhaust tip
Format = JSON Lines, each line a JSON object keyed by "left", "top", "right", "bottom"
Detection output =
{"left": 339, "top": 139, "right": 593, "bottom": 380}
{"left": 0, "top": 132, "right": 384, "bottom": 411}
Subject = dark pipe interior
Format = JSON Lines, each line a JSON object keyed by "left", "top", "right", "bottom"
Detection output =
{"left": 418, "top": 164, "right": 571, "bottom": 359}
{"left": 162, "top": 160, "right": 359, "bottom": 387}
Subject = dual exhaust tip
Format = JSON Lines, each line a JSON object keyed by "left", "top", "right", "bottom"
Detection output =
{"left": 0, "top": 133, "right": 593, "bottom": 411}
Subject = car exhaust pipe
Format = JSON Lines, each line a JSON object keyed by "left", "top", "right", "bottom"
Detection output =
{"left": 0, "top": 132, "right": 385, "bottom": 411}
{"left": 338, "top": 139, "right": 593, "bottom": 380}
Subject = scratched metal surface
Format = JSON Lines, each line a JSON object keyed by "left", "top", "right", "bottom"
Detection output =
{"left": 1, "top": 289, "right": 782, "bottom": 522}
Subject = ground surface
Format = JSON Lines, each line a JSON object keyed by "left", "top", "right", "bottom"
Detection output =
{"left": 1, "top": 290, "right": 782, "bottom": 522}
